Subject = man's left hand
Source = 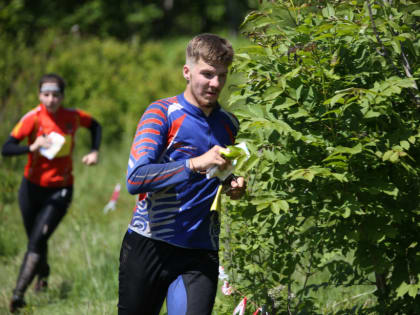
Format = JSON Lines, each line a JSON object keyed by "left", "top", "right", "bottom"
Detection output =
{"left": 224, "top": 176, "right": 246, "bottom": 200}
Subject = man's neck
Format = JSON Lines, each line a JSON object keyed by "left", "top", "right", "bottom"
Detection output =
{"left": 183, "top": 91, "right": 215, "bottom": 117}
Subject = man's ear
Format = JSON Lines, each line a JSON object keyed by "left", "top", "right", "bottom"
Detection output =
{"left": 183, "top": 65, "right": 190, "bottom": 81}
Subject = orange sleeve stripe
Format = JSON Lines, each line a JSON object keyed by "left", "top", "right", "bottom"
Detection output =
{"left": 135, "top": 145, "right": 155, "bottom": 151}
{"left": 138, "top": 118, "right": 163, "bottom": 128}
{"left": 151, "top": 102, "right": 168, "bottom": 111}
{"left": 130, "top": 147, "right": 148, "bottom": 161}
{"left": 134, "top": 138, "right": 158, "bottom": 146}
{"left": 143, "top": 108, "right": 166, "bottom": 121}
{"left": 136, "top": 128, "right": 160, "bottom": 136}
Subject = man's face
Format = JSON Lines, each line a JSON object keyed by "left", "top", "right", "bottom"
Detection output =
{"left": 39, "top": 90, "right": 63, "bottom": 113}
{"left": 183, "top": 58, "right": 228, "bottom": 111}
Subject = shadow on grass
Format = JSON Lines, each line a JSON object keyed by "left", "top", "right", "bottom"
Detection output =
{"left": 58, "top": 280, "right": 72, "bottom": 300}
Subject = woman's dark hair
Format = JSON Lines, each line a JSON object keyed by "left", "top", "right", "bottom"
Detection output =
{"left": 38, "top": 73, "right": 66, "bottom": 94}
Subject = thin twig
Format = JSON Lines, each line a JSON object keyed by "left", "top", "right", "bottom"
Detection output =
{"left": 377, "top": 0, "right": 420, "bottom": 103}
{"left": 295, "top": 247, "right": 314, "bottom": 310}
{"left": 368, "top": 0, "right": 420, "bottom": 105}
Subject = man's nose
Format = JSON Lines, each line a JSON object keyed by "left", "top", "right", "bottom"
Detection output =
{"left": 209, "top": 76, "right": 221, "bottom": 88}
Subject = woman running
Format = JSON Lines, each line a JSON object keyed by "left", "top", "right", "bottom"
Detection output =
{"left": 1, "top": 73, "right": 102, "bottom": 313}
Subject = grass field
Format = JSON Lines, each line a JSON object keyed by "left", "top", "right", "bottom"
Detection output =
{"left": 0, "top": 139, "right": 378, "bottom": 314}
{"left": 0, "top": 141, "right": 132, "bottom": 314}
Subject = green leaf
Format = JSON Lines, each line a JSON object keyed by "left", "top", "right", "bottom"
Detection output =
{"left": 396, "top": 282, "right": 409, "bottom": 298}
{"left": 323, "top": 154, "right": 348, "bottom": 162}
{"left": 322, "top": 4, "right": 335, "bottom": 18}
{"left": 295, "top": 85, "right": 303, "bottom": 102}
{"left": 302, "top": 170, "right": 315, "bottom": 182}
{"left": 332, "top": 173, "right": 348, "bottom": 182}
{"left": 235, "top": 53, "right": 251, "bottom": 60}
{"left": 382, "top": 187, "right": 399, "bottom": 197}
{"left": 382, "top": 150, "right": 393, "bottom": 161}
{"left": 342, "top": 207, "right": 351, "bottom": 218}
{"left": 284, "top": 66, "right": 302, "bottom": 80}
{"left": 408, "top": 242, "right": 417, "bottom": 249}
{"left": 278, "top": 200, "right": 289, "bottom": 212}
{"left": 389, "top": 152, "right": 399, "bottom": 163}
{"left": 409, "top": 285, "right": 419, "bottom": 298}
{"left": 412, "top": 10, "right": 420, "bottom": 16}
{"left": 263, "top": 86, "right": 283, "bottom": 100}
{"left": 275, "top": 97, "right": 297, "bottom": 110}
{"left": 220, "top": 146, "right": 247, "bottom": 160}
{"left": 408, "top": 136, "right": 416, "bottom": 144}
{"left": 331, "top": 143, "right": 362, "bottom": 156}
{"left": 324, "top": 69, "right": 340, "bottom": 80}
{"left": 400, "top": 140, "right": 410, "bottom": 150}
{"left": 248, "top": 104, "right": 265, "bottom": 118}
{"left": 240, "top": 154, "right": 260, "bottom": 173}
{"left": 288, "top": 107, "right": 309, "bottom": 119}
{"left": 324, "top": 93, "right": 346, "bottom": 107}
{"left": 364, "top": 110, "right": 381, "bottom": 118}
{"left": 271, "top": 202, "right": 280, "bottom": 215}
{"left": 256, "top": 203, "right": 270, "bottom": 211}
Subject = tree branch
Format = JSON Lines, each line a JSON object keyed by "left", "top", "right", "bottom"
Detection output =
{"left": 294, "top": 248, "right": 314, "bottom": 310}
{"left": 367, "top": 0, "right": 420, "bottom": 105}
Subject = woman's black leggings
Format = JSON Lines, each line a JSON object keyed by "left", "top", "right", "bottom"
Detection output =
{"left": 15, "top": 177, "right": 72, "bottom": 291}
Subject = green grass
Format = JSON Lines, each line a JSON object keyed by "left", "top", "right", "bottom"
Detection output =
{"left": 0, "top": 140, "right": 131, "bottom": 314}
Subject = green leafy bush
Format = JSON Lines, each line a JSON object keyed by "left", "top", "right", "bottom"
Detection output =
{"left": 220, "top": 0, "right": 420, "bottom": 313}
{"left": 0, "top": 31, "right": 187, "bottom": 147}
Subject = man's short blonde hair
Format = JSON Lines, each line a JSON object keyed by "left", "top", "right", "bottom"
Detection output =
{"left": 186, "top": 33, "right": 234, "bottom": 67}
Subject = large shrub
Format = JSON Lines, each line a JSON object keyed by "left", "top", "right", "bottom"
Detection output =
{"left": 221, "top": 0, "right": 420, "bottom": 313}
{"left": 0, "top": 31, "right": 187, "bottom": 146}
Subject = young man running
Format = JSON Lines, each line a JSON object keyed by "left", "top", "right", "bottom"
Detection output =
{"left": 118, "top": 33, "right": 246, "bottom": 315}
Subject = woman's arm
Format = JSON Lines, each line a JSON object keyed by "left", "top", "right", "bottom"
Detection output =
{"left": 89, "top": 119, "right": 102, "bottom": 151}
{"left": 1, "top": 136, "right": 30, "bottom": 156}
{"left": 81, "top": 118, "right": 102, "bottom": 165}
{"left": 2, "top": 135, "right": 52, "bottom": 157}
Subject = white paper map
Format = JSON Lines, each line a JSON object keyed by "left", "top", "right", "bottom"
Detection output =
{"left": 39, "top": 132, "right": 65, "bottom": 160}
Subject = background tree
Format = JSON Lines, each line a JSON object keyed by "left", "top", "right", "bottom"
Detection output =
{"left": 0, "top": 0, "right": 258, "bottom": 42}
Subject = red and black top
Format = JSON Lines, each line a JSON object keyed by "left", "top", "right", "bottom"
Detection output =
{"left": 10, "top": 103, "right": 93, "bottom": 187}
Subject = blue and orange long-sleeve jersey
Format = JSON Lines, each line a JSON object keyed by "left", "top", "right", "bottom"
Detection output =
{"left": 126, "top": 93, "right": 239, "bottom": 250}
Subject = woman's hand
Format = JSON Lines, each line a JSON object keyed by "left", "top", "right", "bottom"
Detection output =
{"left": 29, "top": 134, "right": 51, "bottom": 152}
{"left": 82, "top": 150, "right": 99, "bottom": 166}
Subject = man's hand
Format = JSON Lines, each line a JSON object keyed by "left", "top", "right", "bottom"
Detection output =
{"left": 82, "top": 150, "right": 99, "bottom": 166}
{"left": 189, "top": 145, "right": 229, "bottom": 173}
{"left": 225, "top": 176, "right": 246, "bottom": 200}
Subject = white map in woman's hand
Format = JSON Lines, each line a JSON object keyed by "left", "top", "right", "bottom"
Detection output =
{"left": 39, "top": 132, "right": 65, "bottom": 160}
